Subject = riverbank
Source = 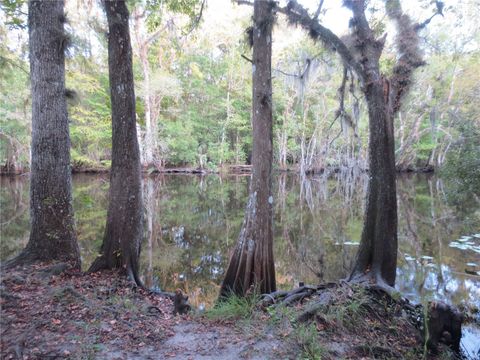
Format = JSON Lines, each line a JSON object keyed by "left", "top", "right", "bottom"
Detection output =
{"left": 0, "top": 163, "right": 436, "bottom": 177}
{"left": 0, "top": 262, "right": 461, "bottom": 359}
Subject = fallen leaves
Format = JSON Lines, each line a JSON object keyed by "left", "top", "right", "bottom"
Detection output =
{"left": 1, "top": 263, "right": 177, "bottom": 358}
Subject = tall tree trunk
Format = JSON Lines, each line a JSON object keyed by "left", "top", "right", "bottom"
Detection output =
{"left": 219, "top": 0, "right": 276, "bottom": 297}
{"left": 349, "top": 81, "right": 398, "bottom": 286}
{"left": 5, "top": 0, "right": 80, "bottom": 269}
{"left": 88, "top": 0, "right": 143, "bottom": 284}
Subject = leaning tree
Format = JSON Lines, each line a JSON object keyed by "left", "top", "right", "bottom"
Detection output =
{"left": 5, "top": 0, "right": 81, "bottom": 269}
{"left": 219, "top": 0, "right": 277, "bottom": 298}
{"left": 279, "top": 0, "right": 441, "bottom": 287}
{"left": 88, "top": 0, "right": 143, "bottom": 284}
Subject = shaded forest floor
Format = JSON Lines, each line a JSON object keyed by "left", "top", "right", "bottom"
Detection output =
{"left": 1, "top": 263, "right": 456, "bottom": 359}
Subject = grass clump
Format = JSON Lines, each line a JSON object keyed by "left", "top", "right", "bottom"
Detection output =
{"left": 204, "top": 293, "right": 259, "bottom": 321}
{"left": 294, "top": 323, "right": 326, "bottom": 360}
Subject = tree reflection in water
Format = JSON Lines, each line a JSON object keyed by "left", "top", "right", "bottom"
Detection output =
{"left": 1, "top": 173, "right": 478, "bottom": 311}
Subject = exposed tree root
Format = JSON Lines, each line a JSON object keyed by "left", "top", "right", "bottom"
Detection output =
{"left": 296, "top": 291, "right": 334, "bottom": 323}
{"left": 1, "top": 250, "right": 40, "bottom": 270}
{"left": 259, "top": 279, "right": 465, "bottom": 356}
{"left": 88, "top": 256, "right": 144, "bottom": 289}
{"left": 259, "top": 283, "right": 337, "bottom": 308}
{"left": 87, "top": 255, "right": 108, "bottom": 274}
{"left": 259, "top": 281, "right": 418, "bottom": 327}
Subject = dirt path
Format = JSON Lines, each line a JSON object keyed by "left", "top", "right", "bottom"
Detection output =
{"left": 0, "top": 264, "right": 296, "bottom": 360}
{"left": 99, "top": 322, "right": 293, "bottom": 360}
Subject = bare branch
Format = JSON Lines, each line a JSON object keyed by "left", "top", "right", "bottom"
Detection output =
{"left": 416, "top": 1, "right": 444, "bottom": 30}
{"left": 244, "top": 56, "right": 308, "bottom": 79}
{"left": 236, "top": 0, "right": 254, "bottom": 6}
{"left": 183, "top": 0, "right": 207, "bottom": 37}
{"left": 334, "top": 66, "right": 349, "bottom": 122}
{"left": 273, "top": 67, "right": 298, "bottom": 78}
{"left": 312, "top": 0, "right": 324, "bottom": 20}
{"left": 241, "top": 54, "right": 252, "bottom": 63}
{"left": 0, "top": 55, "right": 29, "bottom": 75}
{"left": 146, "top": 25, "right": 167, "bottom": 46}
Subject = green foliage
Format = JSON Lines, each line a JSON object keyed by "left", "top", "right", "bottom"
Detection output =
{"left": 293, "top": 323, "right": 326, "bottom": 360}
{"left": 0, "top": 0, "right": 478, "bottom": 172}
{"left": 0, "top": 0, "right": 27, "bottom": 29}
{"left": 135, "top": 0, "right": 204, "bottom": 32}
{"left": 441, "top": 120, "right": 480, "bottom": 211}
{"left": 159, "top": 41, "right": 251, "bottom": 166}
{"left": 204, "top": 292, "right": 259, "bottom": 321}
{"left": 0, "top": 22, "right": 30, "bottom": 169}
{"left": 66, "top": 65, "right": 112, "bottom": 167}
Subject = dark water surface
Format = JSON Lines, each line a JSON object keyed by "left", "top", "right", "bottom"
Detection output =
{"left": 1, "top": 173, "right": 479, "bottom": 354}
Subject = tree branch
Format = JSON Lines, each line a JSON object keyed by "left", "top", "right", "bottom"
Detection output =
{"left": 347, "top": 0, "right": 386, "bottom": 63}
{"left": 183, "top": 0, "right": 207, "bottom": 37}
{"left": 334, "top": 66, "right": 349, "bottom": 123}
{"left": 415, "top": 1, "right": 444, "bottom": 30}
{"left": 276, "top": 1, "right": 365, "bottom": 80}
{"left": 236, "top": 0, "right": 253, "bottom": 6}
{"left": 312, "top": 0, "right": 324, "bottom": 20}
{"left": 241, "top": 54, "right": 252, "bottom": 63}
{"left": 385, "top": 0, "right": 426, "bottom": 115}
{"left": 0, "top": 55, "right": 29, "bottom": 75}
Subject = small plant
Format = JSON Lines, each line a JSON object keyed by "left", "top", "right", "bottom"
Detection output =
{"left": 204, "top": 292, "right": 259, "bottom": 321}
{"left": 294, "top": 323, "right": 326, "bottom": 360}
{"left": 267, "top": 303, "right": 296, "bottom": 326}
{"left": 121, "top": 297, "right": 135, "bottom": 311}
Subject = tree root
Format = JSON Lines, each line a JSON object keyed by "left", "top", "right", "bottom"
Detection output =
{"left": 87, "top": 256, "right": 108, "bottom": 274}
{"left": 1, "top": 250, "right": 39, "bottom": 270}
{"left": 259, "top": 280, "right": 426, "bottom": 329}
{"left": 146, "top": 306, "right": 163, "bottom": 316}
{"left": 297, "top": 291, "right": 334, "bottom": 322}
{"left": 38, "top": 263, "right": 71, "bottom": 279}
{"left": 260, "top": 283, "right": 337, "bottom": 308}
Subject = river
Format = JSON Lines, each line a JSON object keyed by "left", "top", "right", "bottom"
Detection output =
{"left": 1, "top": 172, "right": 479, "bottom": 356}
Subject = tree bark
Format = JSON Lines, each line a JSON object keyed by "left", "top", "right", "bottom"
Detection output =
{"left": 88, "top": 0, "right": 143, "bottom": 285}
{"left": 219, "top": 0, "right": 276, "bottom": 297}
{"left": 349, "top": 81, "right": 398, "bottom": 286}
{"left": 5, "top": 0, "right": 81, "bottom": 269}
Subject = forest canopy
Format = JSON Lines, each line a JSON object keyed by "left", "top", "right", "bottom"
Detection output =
{"left": 0, "top": 0, "right": 479, "bottom": 185}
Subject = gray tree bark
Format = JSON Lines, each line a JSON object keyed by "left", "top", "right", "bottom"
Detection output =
{"left": 88, "top": 0, "right": 143, "bottom": 284}
{"left": 219, "top": 0, "right": 276, "bottom": 297}
{"left": 5, "top": 0, "right": 81, "bottom": 269}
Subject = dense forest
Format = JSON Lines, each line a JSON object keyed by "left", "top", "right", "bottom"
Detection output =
{"left": 1, "top": 0, "right": 479, "bottom": 359}
{"left": 1, "top": 0, "right": 478, "bottom": 177}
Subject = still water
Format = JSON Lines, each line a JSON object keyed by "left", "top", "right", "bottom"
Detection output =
{"left": 1, "top": 172, "right": 479, "bottom": 351}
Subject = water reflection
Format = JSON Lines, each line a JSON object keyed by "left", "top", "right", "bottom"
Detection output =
{"left": 1, "top": 173, "right": 479, "bottom": 312}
